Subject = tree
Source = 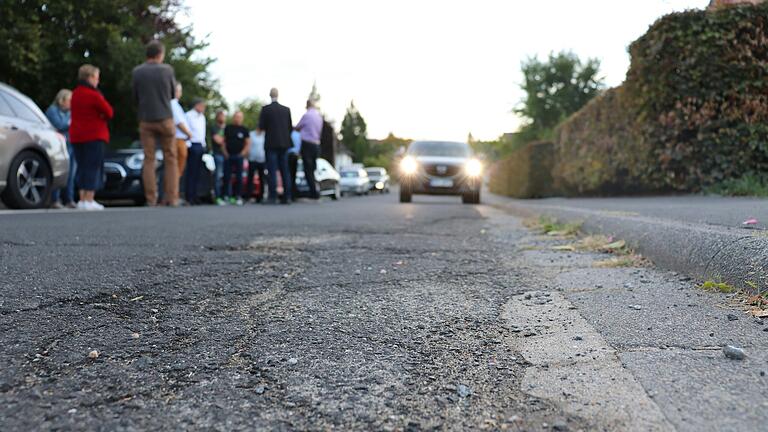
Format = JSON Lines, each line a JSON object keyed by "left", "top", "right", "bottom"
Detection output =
{"left": 0, "top": 0, "right": 223, "bottom": 146}
{"left": 308, "top": 81, "right": 321, "bottom": 106}
{"left": 234, "top": 98, "right": 264, "bottom": 131}
{"left": 340, "top": 101, "right": 369, "bottom": 162}
{"left": 515, "top": 51, "right": 604, "bottom": 143}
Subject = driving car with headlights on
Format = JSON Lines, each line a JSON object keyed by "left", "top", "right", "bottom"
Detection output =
{"left": 339, "top": 167, "right": 370, "bottom": 196}
{"left": 398, "top": 140, "right": 482, "bottom": 204}
{"left": 365, "top": 167, "right": 390, "bottom": 193}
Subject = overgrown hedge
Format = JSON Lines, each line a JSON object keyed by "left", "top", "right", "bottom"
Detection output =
{"left": 554, "top": 3, "right": 768, "bottom": 194}
{"left": 489, "top": 141, "right": 556, "bottom": 198}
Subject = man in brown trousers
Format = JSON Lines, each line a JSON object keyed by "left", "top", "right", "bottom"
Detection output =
{"left": 131, "top": 40, "right": 179, "bottom": 206}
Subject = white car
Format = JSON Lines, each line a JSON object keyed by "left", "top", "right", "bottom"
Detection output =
{"left": 339, "top": 168, "right": 370, "bottom": 196}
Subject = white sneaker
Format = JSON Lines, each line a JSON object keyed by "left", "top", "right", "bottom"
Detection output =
{"left": 82, "top": 201, "right": 104, "bottom": 211}
{"left": 235, "top": 198, "right": 244, "bottom": 206}
{"left": 76, "top": 201, "right": 88, "bottom": 210}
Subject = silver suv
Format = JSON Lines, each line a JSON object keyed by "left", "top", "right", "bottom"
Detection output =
{"left": 398, "top": 141, "right": 482, "bottom": 204}
{"left": 0, "top": 83, "right": 69, "bottom": 209}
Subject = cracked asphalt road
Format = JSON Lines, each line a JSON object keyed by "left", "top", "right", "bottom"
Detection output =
{"left": 1, "top": 192, "right": 766, "bottom": 431}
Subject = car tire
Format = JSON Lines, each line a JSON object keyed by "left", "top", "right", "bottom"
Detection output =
{"left": 462, "top": 190, "right": 480, "bottom": 205}
{"left": 399, "top": 184, "right": 412, "bottom": 203}
{"left": 2, "top": 151, "right": 53, "bottom": 209}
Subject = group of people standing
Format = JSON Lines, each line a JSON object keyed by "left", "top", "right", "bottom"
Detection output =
{"left": 51, "top": 64, "right": 114, "bottom": 210}
{"left": 48, "top": 39, "right": 325, "bottom": 211}
{"left": 208, "top": 89, "right": 324, "bottom": 206}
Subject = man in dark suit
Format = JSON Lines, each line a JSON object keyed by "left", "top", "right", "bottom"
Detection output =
{"left": 258, "top": 88, "right": 294, "bottom": 204}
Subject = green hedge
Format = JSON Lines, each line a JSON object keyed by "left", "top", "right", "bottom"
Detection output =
{"left": 554, "top": 87, "right": 652, "bottom": 194}
{"left": 554, "top": 3, "right": 768, "bottom": 194}
{"left": 489, "top": 141, "right": 556, "bottom": 198}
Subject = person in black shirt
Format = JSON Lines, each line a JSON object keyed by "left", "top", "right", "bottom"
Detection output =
{"left": 223, "top": 111, "right": 251, "bottom": 205}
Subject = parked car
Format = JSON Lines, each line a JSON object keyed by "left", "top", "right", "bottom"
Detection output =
{"left": 339, "top": 167, "right": 370, "bottom": 196}
{"left": 295, "top": 157, "right": 341, "bottom": 199}
{"left": 365, "top": 167, "right": 390, "bottom": 193}
{"left": 0, "top": 83, "right": 69, "bottom": 209}
{"left": 398, "top": 140, "right": 482, "bottom": 204}
{"left": 97, "top": 142, "right": 215, "bottom": 205}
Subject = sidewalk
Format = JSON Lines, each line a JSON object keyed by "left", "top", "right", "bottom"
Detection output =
{"left": 486, "top": 193, "right": 768, "bottom": 292}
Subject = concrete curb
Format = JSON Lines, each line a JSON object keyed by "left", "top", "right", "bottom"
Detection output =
{"left": 487, "top": 194, "right": 768, "bottom": 292}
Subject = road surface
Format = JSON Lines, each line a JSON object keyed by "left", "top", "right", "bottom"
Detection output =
{"left": 1, "top": 192, "right": 766, "bottom": 431}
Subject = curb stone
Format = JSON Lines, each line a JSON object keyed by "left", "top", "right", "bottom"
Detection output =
{"left": 487, "top": 194, "right": 768, "bottom": 293}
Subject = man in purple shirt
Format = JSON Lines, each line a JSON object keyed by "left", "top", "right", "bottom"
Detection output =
{"left": 295, "top": 100, "right": 324, "bottom": 199}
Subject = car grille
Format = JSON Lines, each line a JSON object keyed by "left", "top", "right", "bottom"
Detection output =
{"left": 423, "top": 163, "right": 460, "bottom": 177}
{"left": 103, "top": 163, "right": 126, "bottom": 190}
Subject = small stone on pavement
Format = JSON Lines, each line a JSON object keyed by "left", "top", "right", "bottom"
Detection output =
{"left": 457, "top": 384, "right": 471, "bottom": 398}
{"left": 723, "top": 345, "right": 746, "bottom": 360}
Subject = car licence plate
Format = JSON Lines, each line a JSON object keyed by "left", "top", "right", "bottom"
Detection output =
{"left": 430, "top": 178, "right": 454, "bottom": 188}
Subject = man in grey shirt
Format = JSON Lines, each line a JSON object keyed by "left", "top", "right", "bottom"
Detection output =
{"left": 131, "top": 40, "right": 179, "bottom": 206}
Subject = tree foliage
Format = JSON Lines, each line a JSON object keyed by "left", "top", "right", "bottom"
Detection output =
{"left": 340, "top": 101, "right": 369, "bottom": 162}
{"left": 308, "top": 82, "right": 321, "bottom": 106}
{"left": 364, "top": 133, "right": 411, "bottom": 170}
{"left": 0, "top": 0, "right": 222, "bottom": 145}
{"left": 515, "top": 51, "right": 604, "bottom": 142}
{"left": 554, "top": 3, "right": 768, "bottom": 194}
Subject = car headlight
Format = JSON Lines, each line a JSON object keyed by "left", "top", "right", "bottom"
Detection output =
{"left": 400, "top": 156, "right": 418, "bottom": 175}
{"left": 375, "top": 181, "right": 384, "bottom": 189}
{"left": 465, "top": 159, "right": 483, "bottom": 177}
{"left": 125, "top": 153, "right": 144, "bottom": 170}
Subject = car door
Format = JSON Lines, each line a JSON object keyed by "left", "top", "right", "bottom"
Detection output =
{"left": 316, "top": 159, "right": 338, "bottom": 192}
{"left": 0, "top": 91, "right": 31, "bottom": 187}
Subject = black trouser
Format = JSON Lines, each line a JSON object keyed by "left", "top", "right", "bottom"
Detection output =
{"left": 224, "top": 155, "right": 244, "bottom": 198}
{"left": 288, "top": 151, "right": 299, "bottom": 200}
{"left": 245, "top": 160, "right": 267, "bottom": 201}
{"left": 301, "top": 141, "right": 320, "bottom": 198}
{"left": 185, "top": 143, "right": 204, "bottom": 203}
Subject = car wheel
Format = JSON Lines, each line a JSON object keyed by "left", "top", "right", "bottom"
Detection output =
{"left": 399, "top": 184, "right": 412, "bottom": 203}
{"left": 462, "top": 190, "right": 480, "bottom": 205}
{"left": 2, "top": 151, "right": 52, "bottom": 209}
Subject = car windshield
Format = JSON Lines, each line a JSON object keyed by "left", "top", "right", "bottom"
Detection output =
{"left": 341, "top": 171, "right": 359, "bottom": 178}
{"left": 366, "top": 169, "right": 384, "bottom": 176}
{"left": 407, "top": 141, "right": 472, "bottom": 158}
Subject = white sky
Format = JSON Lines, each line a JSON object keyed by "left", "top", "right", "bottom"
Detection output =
{"left": 181, "top": 0, "right": 707, "bottom": 141}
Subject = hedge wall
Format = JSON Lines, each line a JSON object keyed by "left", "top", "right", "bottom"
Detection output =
{"left": 489, "top": 141, "right": 556, "bottom": 198}
{"left": 554, "top": 3, "right": 768, "bottom": 194}
{"left": 554, "top": 87, "right": 652, "bottom": 194}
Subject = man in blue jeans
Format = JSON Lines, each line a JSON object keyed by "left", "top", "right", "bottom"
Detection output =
{"left": 223, "top": 111, "right": 251, "bottom": 206}
{"left": 210, "top": 110, "right": 227, "bottom": 205}
{"left": 258, "top": 88, "right": 293, "bottom": 205}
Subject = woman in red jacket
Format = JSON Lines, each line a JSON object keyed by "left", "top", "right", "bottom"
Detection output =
{"left": 70, "top": 64, "right": 114, "bottom": 211}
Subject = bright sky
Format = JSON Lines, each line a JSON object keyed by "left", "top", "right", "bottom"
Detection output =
{"left": 182, "top": 0, "right": 707, "bottom": 141}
